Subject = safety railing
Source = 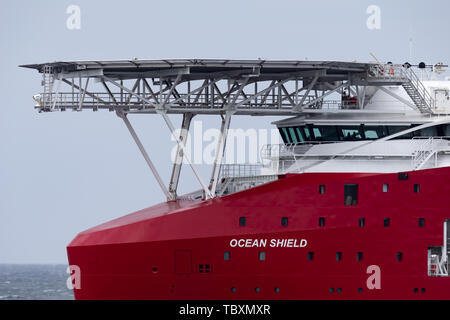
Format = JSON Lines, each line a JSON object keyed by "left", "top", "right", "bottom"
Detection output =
{"left": 219, "top": 163, "right": 264, "bottom": 178}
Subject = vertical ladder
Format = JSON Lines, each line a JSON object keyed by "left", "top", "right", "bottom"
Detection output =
{"left": 402, "top": 68, "right": 435, "bottom": 114}
{"left": 42, "top": 65, "right": 55, "bottom": 109}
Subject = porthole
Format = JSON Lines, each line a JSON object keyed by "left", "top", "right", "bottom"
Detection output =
{"left": 254, "top": 287, "right": 260, "bottom": 293}
{"left": 274, "top": 287, "right": 280, "bottom": 293}
{"left": 231, "top": 287, "right": 236, "bottom": 293}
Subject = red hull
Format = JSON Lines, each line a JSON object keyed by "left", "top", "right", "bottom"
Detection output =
{"left": 67, "top": 168, "right": 450, "bottom": 299}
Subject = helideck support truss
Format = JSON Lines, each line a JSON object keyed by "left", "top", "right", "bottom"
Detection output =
{"left": 21, "top": 59, "right": 436, "bottom": 201}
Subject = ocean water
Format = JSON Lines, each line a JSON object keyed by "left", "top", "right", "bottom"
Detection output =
{"left": 0, "top": 264, "right": 74, "bottom": 300}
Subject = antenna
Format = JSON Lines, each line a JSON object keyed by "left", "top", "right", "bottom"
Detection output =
{"left": 369, "top": 52, "right": 382, "bottom": 65}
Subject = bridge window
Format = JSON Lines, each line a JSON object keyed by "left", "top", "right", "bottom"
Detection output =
{"left": 312, "top": 126, "right": 340, "bottom": 142}
{"left": 363, "top": 125, "right": 388, "bottom": 139}
{"left": 295, "top": 127, "right": 305, "bottom": 142}
{"left": 302, "top": 126, "right": 311, "bottom": 140}
{"left": 339, "top": 126, "right": 363, "bottom": 141}
{"left": 288, "top": 127, "right": 298, "bottom": 143}
{"left": 280, "top": 127, "right": 291, "bottom": 143}
{"left": 389, "top": 126, "right": 412, "bottom": 138}
{"left": 417, "top": 126, "right": 437, "bottom": 137}
{"left": 344, "top": 184, "right": 358, "bottom": 205}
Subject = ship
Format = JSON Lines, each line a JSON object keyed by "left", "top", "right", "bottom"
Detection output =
{"left": 21, "top": 59, "right": 450, "bottom": 299}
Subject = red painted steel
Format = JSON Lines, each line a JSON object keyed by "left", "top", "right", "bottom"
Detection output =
{"left": 67, "top": 168, "right": 450, "bottom": 299}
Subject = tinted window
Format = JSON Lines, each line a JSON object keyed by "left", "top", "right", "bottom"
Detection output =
{"left": 344, "top": 184, "right": 358, "bottom": 205}
{"left": 442, "top": 124, "right": 450, "bottom": 137}
{"left": 339, "top": 126, "right": 363, "bottom": 141}
{"left": 417, "top": 126, "right": 437, "bottom": 137}
{"left": 311, "top": 126, "right": 340, "bottom": 141}
{"left": 364, "top": 125, "right": 388, "bottom": 139}
{"left": 302, "top": 126, "right": 311, "bottom": 140}
{"left": 389, "top": 126, "right": 413, "bottom": 139}
{"left": 280, "top": 127, "right": 291, "bottom": 143}
{"left": 288, "top": 127, "right": 298, "bottom": 143}
{"left": 295, "top": 127, "right": 305, "bottom": 142}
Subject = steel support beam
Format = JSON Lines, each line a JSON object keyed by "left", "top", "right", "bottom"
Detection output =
{"left": 378, "top": 86, "right": 416, "bottom": 110}
{"left": 168, "top": 113, "right": 194, "bottom": 198}
{"left": 157, "top": 109, "right": 213, "bottom": 199}
{"left": 209, "top": 110, "right": 233, "bottom": 195}
{"left": 117, "top": 111, "right": 173, "bottom": 201}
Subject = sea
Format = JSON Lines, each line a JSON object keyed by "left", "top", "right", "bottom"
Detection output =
{"left": 0, "top": 264, "right": 74, "bottom": 300}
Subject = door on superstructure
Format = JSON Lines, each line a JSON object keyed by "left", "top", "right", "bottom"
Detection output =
{"left": 174, "top": 250, "right": 192, "bottom": 274}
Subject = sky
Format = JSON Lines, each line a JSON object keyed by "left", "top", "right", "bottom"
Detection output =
{"left": 1, "top": 0, "right": 450, "bottom": 263}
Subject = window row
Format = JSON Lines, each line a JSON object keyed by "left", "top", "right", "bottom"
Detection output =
{"left": 279, "top": 123, "right": 450, "bottom": 144}
{"left": 239, "top": 216, "right": 425, "bottom": 228}
{"left": 318, "top": 182, "right": 421, "bottom": 205}
{"left": 224, "top": 251, "right": 404, "bottom": 262}
{"left": 230, "top": 286, "right": 280, "bottom": 293}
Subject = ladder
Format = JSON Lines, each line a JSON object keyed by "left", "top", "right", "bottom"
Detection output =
{"left": 42, "top": 65, "right": 55, "bottom": 109}
{"left": 402, "top": 68, "right": 435, "bottom": 114}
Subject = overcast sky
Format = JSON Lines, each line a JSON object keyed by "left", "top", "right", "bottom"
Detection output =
{"left": 1, "top": 0, "right": 450, "bottom": 263}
